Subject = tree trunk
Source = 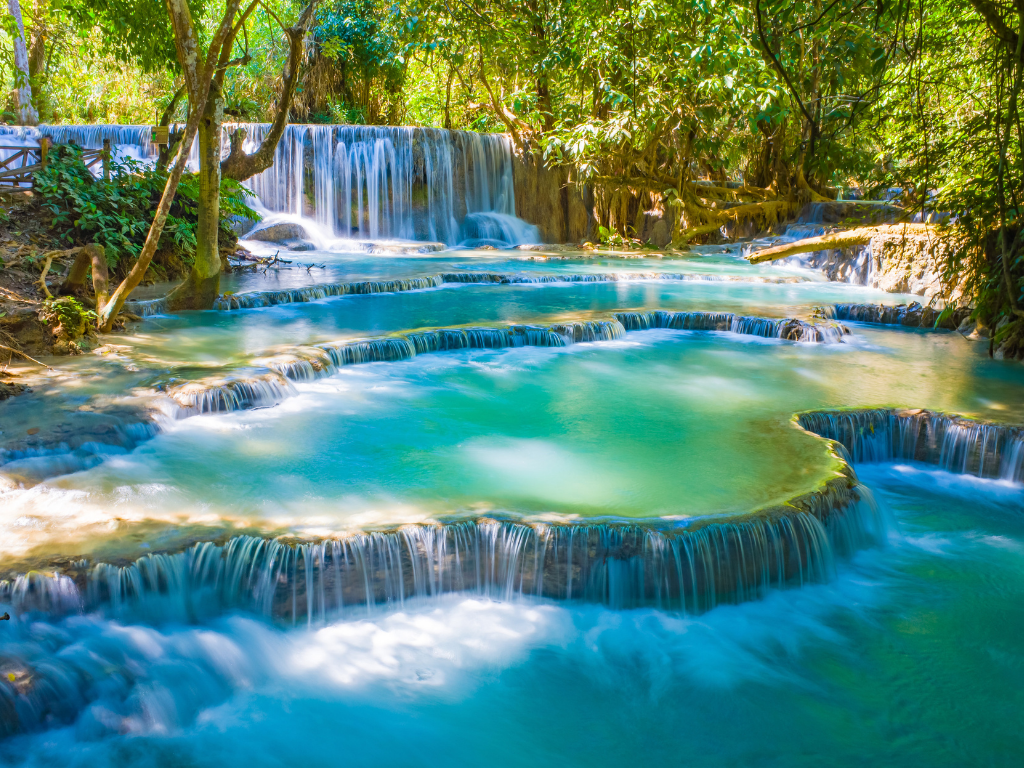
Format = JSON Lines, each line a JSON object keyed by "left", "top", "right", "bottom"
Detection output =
{"left": 96, "top": 0, "right": 245, "bottom": 331}
{"left": 7, "top": 0, "right": 38, "bottom": 125}
{"left": 60, "top": 244, "right": 109, "bottom": 313}
{"left": 220, "top": 2, "right": 319, "bottom": 183}
{"left": 167, "top": 91, "right": 224, "bottom": 310}
{"left": 444, "top": 64, "right": 454, "bottom": 129}
{"left": 27, "top": 0, "right": 46, "bottom": 109}
{"left": 746, "top": 223, "right": 932, "bottom": 263}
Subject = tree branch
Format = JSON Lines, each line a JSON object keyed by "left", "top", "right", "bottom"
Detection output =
{"left": 221, "top": 0, "right": 320, "bottom": 182}
{"left": 755, "top": 0, "right": 818, "bottom": 134}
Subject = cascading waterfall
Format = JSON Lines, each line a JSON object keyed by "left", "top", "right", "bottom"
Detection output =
{"left": 238, "top": 124, "right": 540, "bottom": 245}
{"left": 1, "top": 470, "right": 883, "bottom": 627}
{"left": 208, "top": 272, "right": 780, "bottom": 312}
{"left": 0, "top": 465, "right": 889, "bottom": 738}
{"left": 161, "top": 312, "right": 850, "bottom": 417}
{"left": 615, "top": 310, "right": 850, "bottom": 343}
{"left": 164, "top": 373, "right": 296, "bottom": 417}
{"left": 10, "top": 123, "right": 535, "bottom": 246}
{"left": 259, "top": 319, "right": 627, "bottom": 383}
{"left": 797, "top": 408, "right": 1024, "bottom": 482}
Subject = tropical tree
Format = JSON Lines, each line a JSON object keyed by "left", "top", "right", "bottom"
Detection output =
{"left": 98, "top": 0, "right": 245, "bottom": 330}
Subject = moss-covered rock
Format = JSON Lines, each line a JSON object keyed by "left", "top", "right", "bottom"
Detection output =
{"left": 39, "top": 297, "right": 94, "bottom": 355}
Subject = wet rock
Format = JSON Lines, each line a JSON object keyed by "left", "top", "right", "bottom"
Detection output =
{"left": 0, "top": 379, "right": 26, "bottom": 401}
{"left": 284, "top": 239, "right": 317, "bottom": 252}
{"left": 648, "top": 218, "right": 672, "bottom": 247}
{"left": 246, "top": 221, "right": 311, "bottom": 243}
{"left": 512, "top": 149, "right": 590, "bottom": 242}
{"left": 957, "top": 316, "right": 987, "bottom": 338}
{"left": 828, "top": 301, "right": 969, "bottom": 330}
{"left": 226, "top": 214, "right": 258, "bottom": 237}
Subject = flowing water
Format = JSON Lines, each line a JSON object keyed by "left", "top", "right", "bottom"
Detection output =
{"left": 2, "top": 129, "right": 1024, "bottom": 765}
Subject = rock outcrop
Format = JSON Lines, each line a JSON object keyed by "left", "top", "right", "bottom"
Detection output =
{"left": 512, "top": 149, "right": 591, "bottom": 243}
{"left": 750, "top": 223, "right": 961, "bottom": 302}
{"left": 245, "top": 221, "right": 311, "bottom": 244}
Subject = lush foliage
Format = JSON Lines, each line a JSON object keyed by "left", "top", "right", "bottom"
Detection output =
{"left": 1, "top": 0, "right": 1023, "bottom": 342}
{"left": 299, "top": 0, "right": 417, "bottom": 123}
{"left": 33, "top": 145, "right": 258, "bottom": 270}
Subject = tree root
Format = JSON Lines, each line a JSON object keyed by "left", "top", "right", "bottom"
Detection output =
{"left": 746, "top": 223, "right": 935, "bottom": 264}
{"left": 692, "top": 183, "right": 776, "bottom": 203}
{"left": 675, "top": 200, "right": 799, "bottom": 245}
{"left": 36, "top": 251, "right": 59, "bottom": 299}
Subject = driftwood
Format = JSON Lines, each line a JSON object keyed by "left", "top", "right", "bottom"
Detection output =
{"left": 0, "top": 343, "right": 52, "bottom": 369}
{"left": 746, "top": 223, "right": 935, "bottom": 264}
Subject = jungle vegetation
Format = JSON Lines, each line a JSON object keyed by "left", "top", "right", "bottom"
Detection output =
{"left": 0, "top": 0, "right": 1021, "bottom": 348}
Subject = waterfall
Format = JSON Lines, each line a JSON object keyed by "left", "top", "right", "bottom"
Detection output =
{"left": 821, "top": 302, "right": 967, "bottom": 331}
{"left": 0, "top": 472, "right": 888, "bottom": 741}
{"left": 797, "top": 408, "right": 1024, "bottom": 482}
{"left": 259, "top": 319, "right": 627, "bottom": 383}
{"left": 227, "top": 124, "right": 538, "bottom": 246}
{"left": 6, "top": 123, "right": 536, "bottom": 246}
{"left": 165, "top": 373, "right": 296, "bottom": 417}
{"left": 614, "top": 310, "right": 850, "bottom": 343}
{"left": 0, "top": 471, "right": 885, "bottom": 627}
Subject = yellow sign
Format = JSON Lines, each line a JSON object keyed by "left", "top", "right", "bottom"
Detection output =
{"left": 152, "top": 125, "right": 169, "bottom": 145}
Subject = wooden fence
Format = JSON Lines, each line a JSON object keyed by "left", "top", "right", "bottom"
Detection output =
{"left": 0, "top": 137, "right": 111, "bottom": 196}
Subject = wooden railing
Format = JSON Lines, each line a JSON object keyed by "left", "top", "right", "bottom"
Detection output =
{"left": 0, "top": 137, "right": 110, "bottom": 196}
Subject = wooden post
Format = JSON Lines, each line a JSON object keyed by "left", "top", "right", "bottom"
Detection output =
{"left": 102, "top": 138, "right": 110, "bottom": 180}
{"left": 39, "top": 136, "right": 50, "bottom": 169}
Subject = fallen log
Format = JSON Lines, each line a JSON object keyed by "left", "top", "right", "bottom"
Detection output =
{"left": 746, "top": 223, "right": 934, "bottom": 264}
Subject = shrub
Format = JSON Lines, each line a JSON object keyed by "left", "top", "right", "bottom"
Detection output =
{"left": 33, "top": 144, "right": 259, "bottom": 270}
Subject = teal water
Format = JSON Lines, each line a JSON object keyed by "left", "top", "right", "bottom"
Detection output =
{"left": 1, "top": 467, "right": 1022, "bottom": 766}
{"left": 4, "top": 322, "right": 1021, "bottom": 563}
{"left": 2, "top": 245, "right": 1024, "bottom": 764}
